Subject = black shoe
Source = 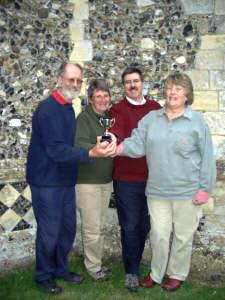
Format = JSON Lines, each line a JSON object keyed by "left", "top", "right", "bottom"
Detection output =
{"left": 36, "top": 279, "right": 62, "bottom": 294}
{"left": 63, "top": 272, "right": 84, "bottom": 284}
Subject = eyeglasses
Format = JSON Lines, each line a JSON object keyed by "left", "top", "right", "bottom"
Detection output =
{"left": 62, "top": 76, "right": 83, "bottom": 86}
{"left": 123, "top": 79, "right": 141, "bottom": 85}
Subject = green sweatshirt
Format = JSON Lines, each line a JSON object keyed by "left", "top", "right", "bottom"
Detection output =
{"left": 75, "top": 104, "right": 113, "bottom": 184}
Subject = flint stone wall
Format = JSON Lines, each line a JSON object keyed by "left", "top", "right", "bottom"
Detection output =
{"left": 0, "top": 0, "right": 225, "bottom": 280}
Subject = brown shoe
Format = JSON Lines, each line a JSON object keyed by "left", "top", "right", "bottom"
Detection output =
{"left": 163, "top": 278, "right": 183, "bottom": 292}
{"left": 139, "top": 275, "right": 156, "bottom": 288}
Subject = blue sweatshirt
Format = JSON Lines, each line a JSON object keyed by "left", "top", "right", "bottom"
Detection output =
{"left": 122, "top": 105, "right": 216, "bottom": 200}
{"left": 26, "top": 93, "right": 91, "bottom": 187}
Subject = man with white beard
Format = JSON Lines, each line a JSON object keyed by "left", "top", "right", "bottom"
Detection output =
{"left": 26, "top": 62, "right": 116, "bottom": 295}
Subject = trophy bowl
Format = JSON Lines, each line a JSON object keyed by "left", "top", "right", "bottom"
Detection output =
{"left": 99, "top": 117, "right": 115, "bottom": 142}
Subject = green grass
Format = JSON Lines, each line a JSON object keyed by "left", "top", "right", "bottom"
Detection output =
{"left": 0, "top": 257, "right": 225, "bottom": 300}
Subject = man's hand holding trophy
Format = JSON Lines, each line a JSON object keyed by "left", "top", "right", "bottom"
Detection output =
{"left": 89, "top": 116, "right": 117, "bottom": 158}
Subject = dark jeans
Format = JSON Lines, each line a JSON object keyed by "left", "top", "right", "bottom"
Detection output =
{"left": 31, "top": 185, "right": 76, "bottom": 282}
{"left": 113, "top": 180, "right": 150, "bottom": 275}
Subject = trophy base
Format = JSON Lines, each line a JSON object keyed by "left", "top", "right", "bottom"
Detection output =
{"left": 100, "top": 135, "right": 112, "bottom": 143}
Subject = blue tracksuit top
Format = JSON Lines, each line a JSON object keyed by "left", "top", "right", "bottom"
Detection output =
{"left": 26, "top": 94, "right": 91, "bottom": 187}
{"left": 122, "top": 105, "right": 216, "bottom": 200}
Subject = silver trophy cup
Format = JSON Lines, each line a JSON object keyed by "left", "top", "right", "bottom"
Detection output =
{"left": 99, "top": 117, "right": 115, "bottom": 142}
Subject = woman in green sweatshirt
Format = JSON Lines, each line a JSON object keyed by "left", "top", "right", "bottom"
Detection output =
{"left": 75, "top": 79, "right": 113, "bottom": 282}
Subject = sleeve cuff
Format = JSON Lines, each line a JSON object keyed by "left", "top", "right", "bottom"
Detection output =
{"left": 115, "top": 143, "right": 124, "bottom": 156}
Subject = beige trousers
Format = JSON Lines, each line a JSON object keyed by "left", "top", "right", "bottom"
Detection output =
{"left": 76, "top": 183, "right": 112, "bottom": 273}
{"left": 148, "top": 199, "right": 202, "bottom": 283}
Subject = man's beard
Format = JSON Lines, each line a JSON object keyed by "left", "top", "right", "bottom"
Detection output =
{"left": 60, "top": 86, "right": 80, "bottom": 102}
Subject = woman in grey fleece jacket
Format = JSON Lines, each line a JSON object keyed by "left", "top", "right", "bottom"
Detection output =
{"left": 116, "top": 73, "right": 216, "bottom": 292}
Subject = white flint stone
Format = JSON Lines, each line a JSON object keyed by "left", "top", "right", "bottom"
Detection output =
{"left": 43, "top": 89, "right": 50, "bottom": 95}
{"left": 18, "top": 132, "right": 27, "bottom": 139}
{"left": 175, "top": 56, "right": 186, "bottom": 64}
{"left": 37, "top": 70, "right": 44, "bottom": 77}
{"left": 0, "top": 90, "right": 6, "bottom": 97}
{"left": 12, "top": 81, "right": 21, "bottom": 87}
{"left": 160, "top": 50, "right": 167, "bottom": 55}
{"left": 155, "top": 9, "right": 163, "bottom": 16}
{"left": 24, "top": 25, "right": 33, "bottom": 29}
{"left": 136, "top": 0, "right": 155, "bottom": 7}
{"left": 141, "top": 38, "right": 155, "bottom": 49}
{"left": 52, "top": 3, "right": 61, "bottom": 9}
{"left": 0, "top": 43, "right": 10, "bottom": 51}
{"left": 185, "top": 36, "right": 194, "bottom": 42}
{"left": 9, "top": 119, "right": 22, "bottom": 127}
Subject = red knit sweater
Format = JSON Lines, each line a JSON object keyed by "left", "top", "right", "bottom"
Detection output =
{"left": 109, "top": 97, "right": 161, "bottom": 181}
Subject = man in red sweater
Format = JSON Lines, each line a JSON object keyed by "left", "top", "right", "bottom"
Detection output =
{"left": 110, "top": 66, "right": 161, "bottom": 292}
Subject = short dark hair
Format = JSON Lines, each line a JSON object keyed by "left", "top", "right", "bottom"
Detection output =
{"left": 58, "top": 62, "right": 83, "bottom": 77}
{"left": 87, "top": 79, "right": 110, "bottom": 100}
{"left": 164, "top": 72, "right": 194, "bottom": 105}
{"left": 121, "top": 66, "right": 144, "bottom": 83}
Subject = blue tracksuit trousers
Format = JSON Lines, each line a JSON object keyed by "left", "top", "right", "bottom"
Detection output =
{"left": 31, "top": 185, "right": 76, "bottom": 282}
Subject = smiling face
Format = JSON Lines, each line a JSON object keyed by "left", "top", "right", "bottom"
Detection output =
{"left": 164, "top": 73, "right": 194, "bottom": 110}
{"left": 165, "top": 84, "right": 187, "bottom": 110}
{"left": 90, "top": 89, "right": 110, "bottom": 115}
{"left": 123, "top": 72, "right": 144, "bottom": 102}
{"left": 57, "top": 64, "right": 83, "bottom": 102}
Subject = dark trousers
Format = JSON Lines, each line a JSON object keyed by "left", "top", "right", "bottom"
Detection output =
{"left": 113, "top": 180, "right": 150, "bottom": 275}
{"left": 31, "top": 185, "right": 76, "bottom": 282}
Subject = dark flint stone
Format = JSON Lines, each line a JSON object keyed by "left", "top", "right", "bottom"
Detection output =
{"left": 10, "top": 53, "right": 16, "bottom": 59}
{"left": 45, "top": 69, "right": 51, "bottom": 76}
{"left": 23, "top": 31, "right": 30, "bottom": 37}
{"left": 36, "top": 79, "right": 42, "bottom": 88}
{"left": 183, "top": 23, "right": 193, "bottom": 36}
{"left": 126, "top": 34, "right": 132, "bottom": 43}
{"left": 140, "top": 14, "right": 150, "bottom": 26}
{"left": 10, "top": 108, "right": 16, "bottom": 114}
{"left": 14, "top": 2, "right": 21, "bottom": 9}
{"left": 4, "top": 83, "right": 9, "bottom": 90}
{"left": 65, "top": 13, "right": 73, "bottom": 19}
{"left": 38, "top": 7, "right": 49, "bottom": 19}
{"left": 13, "top": 63, "right": 20, "bottom": 70}
{"left": 61, "top": 21, "right": 69, "bottom": 28}
{"left": 186, "top": 42, "right": 192, "bottom": 49}
{"left": 8, "top": 87, "right": 14, "bottom": 96}
{"left": 101, "top": 34, "right": 107, "bottom": 40}
{"left": 14, "top": 29, "right": 21, "bottom": 36}
{"left": 130, "top": 62, "right": 139, "bottom": 67}
{"left": 46, "top": 33, "right": 52, "bottom": 39}
{"left": 62, "top": 41, "right": 69, "bottom": 49}
{"left": 0, "top": 27, "right": 7, "bottom": 34}
{"left": 0, "top": 201, "right": 7, "bottom": 217}
{"left": 93, "top": 55, "right": 103, "bottom": 62}
{"left": 35, "top": 20, "right": 42, "bottom": 28}
{"left": 31, "top": 48, "right": 37, "bottom": 56}
{"left": 0, "top": 7, "right": 7, "bottom": 13}
{"left": 13, "top": 220, "right": 31, "bottom": 231}
{"left": 129, "top": 50, "right": 137, "bottom": 56}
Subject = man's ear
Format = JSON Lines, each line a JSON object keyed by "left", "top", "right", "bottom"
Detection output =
{"left": 57, "top": 76, "right": 63, "bottom": 87}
